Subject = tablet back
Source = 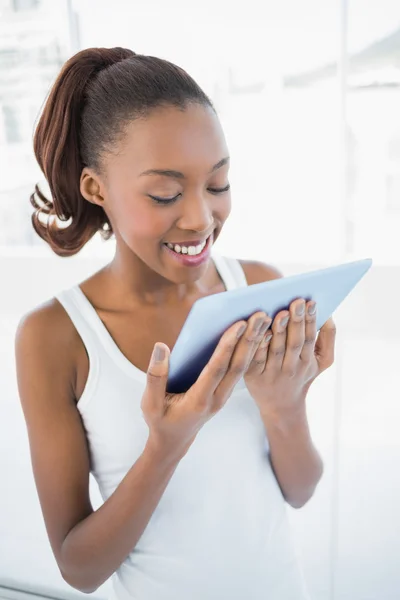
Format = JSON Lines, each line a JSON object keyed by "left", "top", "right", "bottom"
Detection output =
{"left": 167, "top": 258, "right": 372, "bottom": 393}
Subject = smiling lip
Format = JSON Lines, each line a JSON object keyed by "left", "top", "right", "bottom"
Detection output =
{"left": 163, "top": 233, "right": 213, "bottom": 267}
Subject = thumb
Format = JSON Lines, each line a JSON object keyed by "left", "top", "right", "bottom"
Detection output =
{"left": 146, "top": 343, "right": 170, "bottom": 397}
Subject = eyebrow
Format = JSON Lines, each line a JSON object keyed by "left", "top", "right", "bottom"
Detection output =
{"left": 139, "top": 156, "right": 230, "bottom": 179}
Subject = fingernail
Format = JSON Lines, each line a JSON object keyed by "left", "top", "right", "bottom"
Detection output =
{"left": 308, "top": 303, "right": 317, "bottom": 316}
{"left": 254, "top": 317, "right": 264, "bottom": 333}
{"left": 237, "top": 324, "right": 247, "bottom": 338}
{"left": 259, "top": 320, "right": 271, "bottom": 335}
{"left": 261, "top": 333, "right": 272, "bottom": 347}
{"left": 151, "top": 344, "right": 165, "bottom": 363}
{"left": 280, "top": 316, "right": 289, "bottom": 328}
{"left": 296, "top": 302, "right": 305, "bottom": 317}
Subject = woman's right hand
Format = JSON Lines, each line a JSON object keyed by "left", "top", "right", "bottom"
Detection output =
{"left": 141, "top": 312, "right": 272, "bottom": 458}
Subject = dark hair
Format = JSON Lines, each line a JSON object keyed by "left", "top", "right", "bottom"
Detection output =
{"left": 30, "top": 47, "right": 214, "bottom": 257}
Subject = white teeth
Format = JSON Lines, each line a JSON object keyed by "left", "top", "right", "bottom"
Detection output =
{"left": 165, "top": 238, "right": 207, "bottom": 256}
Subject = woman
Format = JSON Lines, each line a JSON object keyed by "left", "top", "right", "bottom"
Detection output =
{"left": 15, "top": 47, "right": 336, "bottom": 600}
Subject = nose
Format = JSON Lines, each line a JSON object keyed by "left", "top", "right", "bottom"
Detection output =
{"left": 176, "top": 193, "right": 213, "bottom": 234}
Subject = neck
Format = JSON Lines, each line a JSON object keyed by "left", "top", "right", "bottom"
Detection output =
{"left": 103, "top": 243, "right": 215, "bottom": 308}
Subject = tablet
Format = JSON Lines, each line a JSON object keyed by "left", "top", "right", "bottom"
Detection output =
{"left": 166, "top": 257, "right": 372, "bottom": 393}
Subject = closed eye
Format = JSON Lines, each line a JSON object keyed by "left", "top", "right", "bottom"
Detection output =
{"left": 149, "top": 183, "right": 231, "bottom": 205}
{"left": 208, "top": 183, "right": 231, "bottom": 194}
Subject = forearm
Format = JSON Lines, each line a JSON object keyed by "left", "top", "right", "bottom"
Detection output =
{"left": 260, "top": 403, "right": 323, "bottom": 509}
{"left": 60, "top": 438, "right": 185, "bottom": 593}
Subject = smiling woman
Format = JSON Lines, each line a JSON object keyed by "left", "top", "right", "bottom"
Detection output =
{"left": 14, "top": 45, "right": 324, "bottom": 600}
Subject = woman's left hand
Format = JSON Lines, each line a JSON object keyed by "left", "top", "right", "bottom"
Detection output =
{"left": 244, "top": 299, "right": 337, "bottom": 414}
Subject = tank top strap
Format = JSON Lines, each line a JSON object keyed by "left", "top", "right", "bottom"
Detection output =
{"left": 212, "top": 253, "right": 248, "bottom": 290}
{"left": 55, "top": 286, "right": 100, "bottom": 353}
{"left": 55, "top": 286, "right": 101, "bottom": 409}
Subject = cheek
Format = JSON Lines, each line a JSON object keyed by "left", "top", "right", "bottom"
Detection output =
{"left": 115, "top": 200, "right": 172, "bottom": 240}
{"left": 224, "top": 195, "right": 232, "bottom": 218}
{"left": 217, "top": 194, "right": 231, "bottom": 224}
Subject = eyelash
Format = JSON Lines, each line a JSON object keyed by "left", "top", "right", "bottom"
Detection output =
{"left": 149, "top": 184, "right": 231, "bottom": 205}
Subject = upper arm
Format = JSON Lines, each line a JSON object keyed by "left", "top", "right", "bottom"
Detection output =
{"left": 14, "top": 302, "right": 93, "bottom": 576}
{"left": 239, "top": 259, "right": 283, "bottom": 286}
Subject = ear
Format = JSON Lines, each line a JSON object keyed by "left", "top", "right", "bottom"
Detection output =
{"left": 80, "top": 167, "right": 105, "bottom": 207}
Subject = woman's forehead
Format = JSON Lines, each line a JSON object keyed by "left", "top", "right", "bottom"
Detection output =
{"left": 112, "top": 104, "right": 228, "bottom": 172}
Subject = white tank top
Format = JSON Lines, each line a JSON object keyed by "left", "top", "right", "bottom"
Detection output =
{"left": 55, "top": 253, "right": 310, "bottom": 600}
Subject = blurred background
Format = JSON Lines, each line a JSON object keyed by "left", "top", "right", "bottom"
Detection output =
{"left": 0, "top": 0, "right": 399, "bottom": 599}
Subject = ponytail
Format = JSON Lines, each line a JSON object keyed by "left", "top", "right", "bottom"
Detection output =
{"left": 31, "top": 48, "right": 134, "bottom": 256}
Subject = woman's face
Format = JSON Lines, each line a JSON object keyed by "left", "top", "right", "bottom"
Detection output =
{"left": 85, "top": 103, "right": 231, "bottom": 284}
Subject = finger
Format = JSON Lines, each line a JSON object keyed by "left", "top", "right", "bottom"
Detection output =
{"left": 246, "top": 330, "right": 273, "bottom": 376}
{"left": 214, "top": 312, "right": 271, "bottom": 400}
{"left": 265, "top": 311, "right": 289, "bottom": 372}
{"left": 315, "top": 316, "right": 336, "bottom": 371}
{"left": 300, "top": 301, "right": 317, "bottom": 362}
{"left": 239, "top": 312, "right": 271, "bottom": 370}
{"left": 142, "top": 343, "right": 170, "bottom": 414}
{"left": 193, "top": 321, "right": 247, "bottom": 401}
{"left": 282, "top": 299, "right": 305, "bottom": 376}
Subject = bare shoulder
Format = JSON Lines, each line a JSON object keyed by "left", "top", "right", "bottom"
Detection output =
{"left": 17, "top": 296, "right": 70, "bottom": 337}
{"left": 239, "top": 259, "right": 284, "bottom": 285}
{"left": 15, "top": 297, "right": 79, "bottom": 402}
